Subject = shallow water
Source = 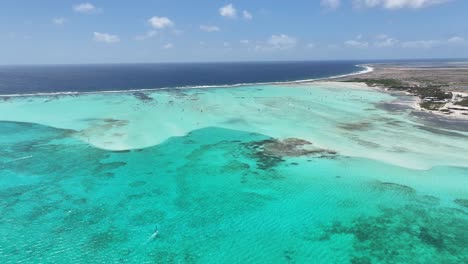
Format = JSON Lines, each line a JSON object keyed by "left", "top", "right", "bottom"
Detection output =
{"left": 0, "top": 83, "right": 467, "bottom": 263}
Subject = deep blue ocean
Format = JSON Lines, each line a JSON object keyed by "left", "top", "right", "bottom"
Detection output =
{"left": 0, "top": 61, "right": 365, "bottom": 95}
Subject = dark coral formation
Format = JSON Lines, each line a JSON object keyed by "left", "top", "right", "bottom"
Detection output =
{"left": 454, "top": 198, "right": 468, "bottom": 208}
{"left": 338, "top": 121, "right": 372, "bottom": 131}
{"left": 79, "top": 118, "right": 129, "bottom": 133}
{"left": 318, "top": 204, "right": 467, "bottom": 263}
{"left": 133, "top": 92, "right": 154, "bottom": 102}
{"left": 369, "top": 181, "right": 417, "bottom": 196}
{"left": 86, "top": 228, "right": 129, "bottom": 250}
{"left": 97, "top": 161, "right": 127, "bottom": 171}
{"left": 348, "top": 136, "right": 381, "bottom": 148}
{"left": 416, "top": 125, "right": 468, "bottom": 138}
{"left": 246, "top": 138, "right": 337, "bottom": 158}
{"left": 242, "top": 138, "right": 337, "bottom": 170}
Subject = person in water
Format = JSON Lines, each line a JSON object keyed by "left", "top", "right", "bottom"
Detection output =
{"left": 152, "top": 225, "right": 159, "bottom": 238}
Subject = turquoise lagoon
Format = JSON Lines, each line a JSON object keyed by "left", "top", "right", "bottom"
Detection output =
{"left": 0, "top": 82, "right": 467, "bottom": 263}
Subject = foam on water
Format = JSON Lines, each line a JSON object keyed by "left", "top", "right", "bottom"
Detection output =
{"left": 0, "top": 82, "right": 467, "bottom": 263}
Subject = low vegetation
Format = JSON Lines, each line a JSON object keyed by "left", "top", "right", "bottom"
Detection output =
{"left": 345, "top": 78, "right": 454, "bottom": 110}
{"left": 454, "top": 98, "right": 468, "bottom": 107}
{"left": 407, "top": 85, "right": 453, "bottom": 101}
{"left": 420, "top": 102, "right": 445, "bottom": 111}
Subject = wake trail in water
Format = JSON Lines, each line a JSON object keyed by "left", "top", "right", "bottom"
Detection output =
{"left": 121, "top": 226, "right": 159, "bottom": 262}
{"left": 6, "top": 156, "right": 33, "bottom": 163}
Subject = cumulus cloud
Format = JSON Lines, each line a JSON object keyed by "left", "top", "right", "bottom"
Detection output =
{"left": 344, "top": 35, "right": 368, "bottom": 48}
{"left": 374, "top": 34, "right": 398, "bottom": 47}
{"left": 353, "top": 0, "right": 451, "bottom": 9}
{"left": 162, "top": 43, "right": 174, "bottom": 49}
{"left": 135, "top": 30, "right": 157, "bottom": 41}
{"left": 148, "top": 16, "right": 174, "bottom": 29}
{"left": 53, "top": 17, "right": 66, "bottom": 25}
{"left": 401, "top": 40, "right": 441, "bottom": 48}
{"left": 345, "top": 39, "right": 369, "bottom": 48}
{"left": 321, "top": 0, "right": 341, "bottom": 10}
{"left": 219, "top": 4, "right": 237, "bottom": 18}
{"left": 266, "top": 34, "right": 297, "bottom": 50}
{"left": 172, "top": 29, "right": 184, "bottom": 36}
{"left": 401, "top": 36, "right": 465, "bottom": 48}
{"left": 248, "top": 35, "right": 297, "bottom": 52}
{"left": 447, "top": 36, "right": 465, "bottom": 44}
{"left": 200, "top": 25, "right": 220, "bottom": 32}
{"left": 93, "top": 32, "right": 120, "bottom": 43}
{"left": 243, "top": 10, "right": 253, "bottom": 20}
{"left": 74, "top": 3, "right": 99, "bottom": 13}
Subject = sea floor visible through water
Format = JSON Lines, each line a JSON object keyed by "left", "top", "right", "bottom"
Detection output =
{"left": 0, "top": 82, "right": 467, "bottom": 263}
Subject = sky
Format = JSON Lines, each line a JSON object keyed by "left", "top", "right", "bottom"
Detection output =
{"left": 0, "top": 0, "right": 467, "bottom": 64}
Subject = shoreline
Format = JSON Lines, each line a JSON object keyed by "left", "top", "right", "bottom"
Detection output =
{"left": 331, "top": 64, "right": 468, "bottom": 120}
{"left": 0, "top": 65, "right": 373, "bottom": 98}
{"left": 2, "top": 62, "right": 467, "bottom": 122}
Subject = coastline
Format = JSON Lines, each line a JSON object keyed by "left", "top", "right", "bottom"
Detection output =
{"left": 2, "top": 62, "right": 466, "bottom": 122}
{"left": 329, "top": 63, "right": 468, "bottom": 120}
{"left": 0, "top": 64, "right": 373, "bottom": 98}
{"left": 2, "top": 62, "right": 467, "bottom": 123}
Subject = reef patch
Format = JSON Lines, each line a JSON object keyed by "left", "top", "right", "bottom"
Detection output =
{"left": 243, "top": 138, "right": 337, "bottom": 170}
{"left": 338, "top": 121, "right": 372, "bottom": 131}
{"left": 133, "top": 92, "right": 154, "bottom": 102}
{"left": 454, "top": 198, "right": 468, "bottom": 208}
{"left": 246, "top": 138, "right": 337, "bottom": 158}
{"left": 369, "top": 181, "right": 416, "bottom": 196}
{"left": 318, "top": 204, "right": 467, "bottom": 263}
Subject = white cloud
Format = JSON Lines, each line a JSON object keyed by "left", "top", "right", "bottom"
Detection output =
{"left": 93, "top": 32, "right": 120, "bottom": 43}
{"left": 240, "top": 39, "right": 250, "bottom": 45}
{"left": 401, "top": 37, "right": 465, "bottom": 48}
{"left": 73, "top": 3, "right": 99, "bottom": 13}
{"left": 353, "top": 0, "right": 451, "bottom": 9}
{"left": 401, "top": 40, "right": 441, "bottom": 48}
{"left": 374, "top": 34, "right": 398, "bottom": 47}
{"left": 224, "top": 42, "right": 231, "bottom": 47}
{"left": 251, "top": 34, "right": 297, "bottom": 52}
{"left": 53, "top": 17, "right": 66, "bottom": 25}
{"left": 135, "top": 30, "right": 157, "bottom": 41}
{"left": 345, "top": 35, "right": 368, "bottom": 48}
{"left": 219, "top": 4, "right": 237, "bottom": 18}
{"left": 321, "top": 0, "right": 341, "bottom": 10}
{"left": 345, "top": 39, "right": 369, "bottom": 48}
{"left": 200, "top": 25, "right": 220, "bottom": 32}
{"left": 1, "top": 33, "right": 32, "bottom": 40}
{"left": 447, "top": 36, "right": 465, "bottom": 44}
{"left": 267, "top": 34, "right": 297, "bottom": 50}
{"left": 148, "top": 16, "right": 174, "bottom": 29}
{"left": 162, "top": 43, "right": 174, "bottom": 49}
{"left": 172, "top": 29, "right": 184, "bottom": 36}
{"left": 243, "top": 10, "right": 253, "bottom": 20}
{"left": 306, "top": 43, "right": 316, "bottom": 48}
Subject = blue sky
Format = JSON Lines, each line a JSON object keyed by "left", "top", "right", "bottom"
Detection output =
{"left": 1, "top": 0, "right": 467, "bottom": 64}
